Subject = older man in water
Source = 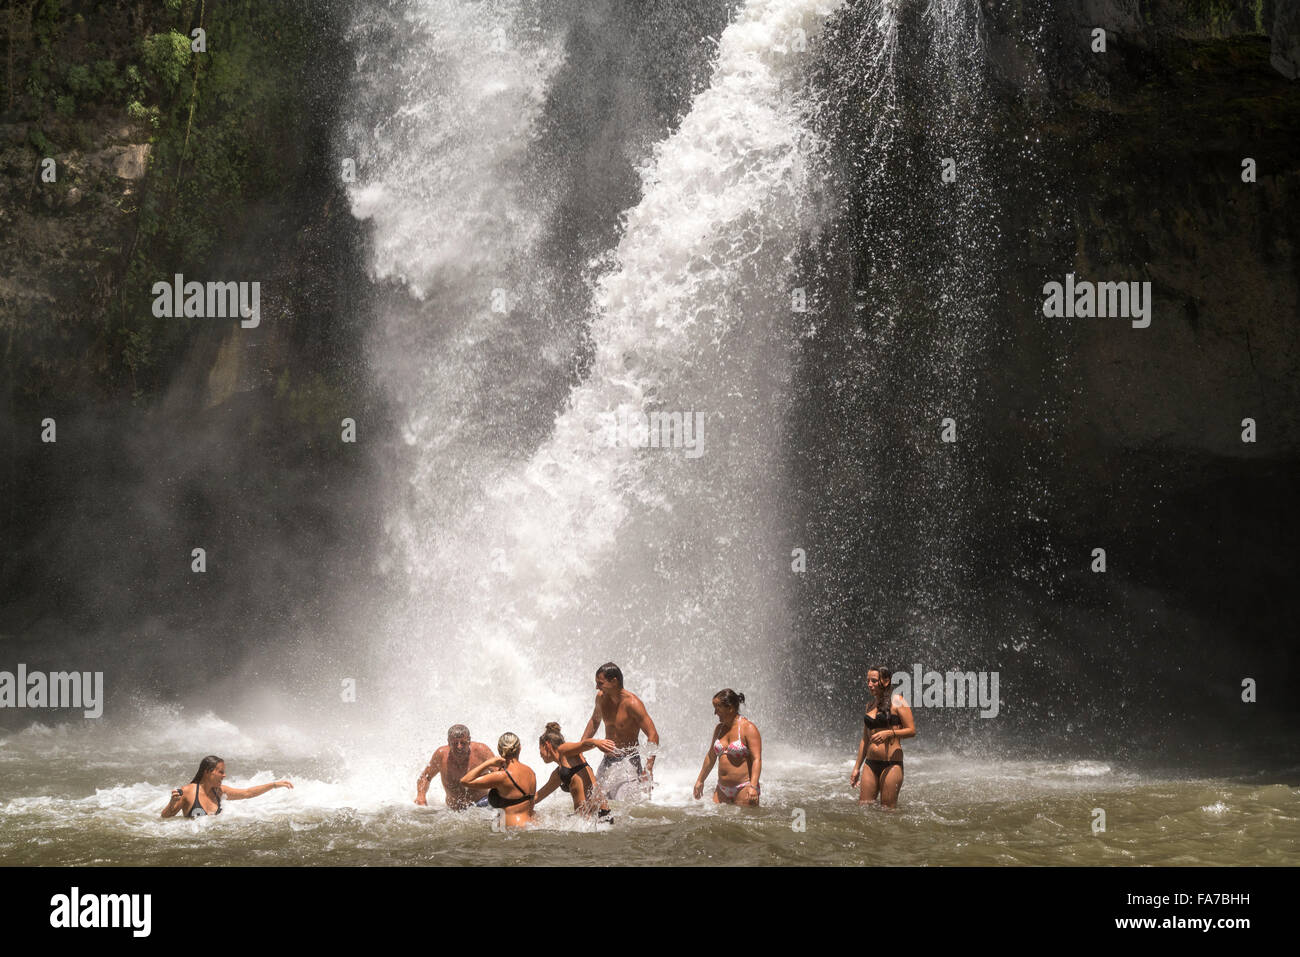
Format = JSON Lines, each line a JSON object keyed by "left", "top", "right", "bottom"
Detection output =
{"left": 580, "top": 662, "right": 660, "bottom": 801}
{"left": 415, "top": 725, "right": 495, "bottom": 809}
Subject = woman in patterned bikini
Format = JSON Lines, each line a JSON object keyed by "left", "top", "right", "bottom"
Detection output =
{"left": 693, "top": 689, "right": 762, "bottom": 806}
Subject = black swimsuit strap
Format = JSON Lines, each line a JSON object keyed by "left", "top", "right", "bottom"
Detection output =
{"left": 502, "top": 765, "right": 532, "bottom": 800}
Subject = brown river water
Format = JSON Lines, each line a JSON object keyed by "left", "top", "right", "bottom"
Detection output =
{"left": 2, "top": 714, "right": 1295, "bottom": 866}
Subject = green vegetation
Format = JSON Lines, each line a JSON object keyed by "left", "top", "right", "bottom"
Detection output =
{"left": 119, "top": 4, "right": 336, "bottom": 394}
{"left": 1185, "top": 0, "right": 1268, "bottom": 36}
{"left": 140, "top": 31, "right": 191, "bottom": 93}
{"left": 4, "top": 0, "right": 346, "bottom": 404}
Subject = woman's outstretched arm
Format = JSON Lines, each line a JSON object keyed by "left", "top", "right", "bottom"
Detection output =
{"left": 222, "top": 780, "right": 293, "bottom": 800}
{"left": 556, "top": 738, "right": 615, "bottom": 759}
{"left": 534, "top": 769, "right": 562, "bottom": 806}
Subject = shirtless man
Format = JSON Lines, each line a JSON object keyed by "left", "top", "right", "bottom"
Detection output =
{"left": 580, "top": 662, "right": 660, "bottom": 801}
{"left": 415, "top": 724, "right": 495, "bottom": 809}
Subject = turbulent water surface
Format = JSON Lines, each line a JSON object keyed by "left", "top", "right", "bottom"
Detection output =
{"left": 2, "top": 715, "right": 1295, "bottom": 866}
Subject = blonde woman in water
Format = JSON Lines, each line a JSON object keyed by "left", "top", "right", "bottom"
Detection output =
{"left": 460, "top": 732, "right": 537, "bottom": 828}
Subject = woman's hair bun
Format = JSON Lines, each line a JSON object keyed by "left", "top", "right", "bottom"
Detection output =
{"left": 713, "top": 688, "right": 745, "bottom": 711}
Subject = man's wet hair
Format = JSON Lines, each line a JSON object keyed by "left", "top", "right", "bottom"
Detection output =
{"left": 447, "top": 724, "right": 470, "bottom": 740}
{"left": 596, "top": 662, "right": 624, "bottom": 687}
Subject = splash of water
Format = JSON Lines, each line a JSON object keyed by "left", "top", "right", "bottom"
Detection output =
{"left": 348, "top": 0, "right": 845, "bottom": 757}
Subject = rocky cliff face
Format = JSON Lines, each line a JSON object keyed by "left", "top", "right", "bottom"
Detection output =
{"left": 788, "top": 0, "right": 1298, "bottom": 759}
{"left": 0, "top": 1, "right": 379, "bottom": 677}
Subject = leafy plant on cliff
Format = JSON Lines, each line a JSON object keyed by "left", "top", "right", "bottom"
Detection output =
{"left": 117, "top": 3, "right": 337, "bottom": 397}
{"left": 140, "top": 31, "right": 191, "bottom": 94}
{"left": 1186, "top": 0, "right": 1267, "bottom": 36}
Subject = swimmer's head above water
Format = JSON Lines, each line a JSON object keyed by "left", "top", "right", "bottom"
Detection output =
{"left": 497, "top": 732, "right": 522, "bottom": 760}
{"left": 712, "top": 689, "right": 745, "bottom": 720}
{"left": 595, "top": 662, "right": 623, "bottom": 692}
{"left": 447, "top": 724, "right": 472, "bottom": 756}
{"left": 538, "top": 722, "right": 565, "bottom": 763}
{"left": 191, "top": 755, "right": 225, "bottom": 787}
{"left": 866, "top": 667, "right": 893, "bottom": 704}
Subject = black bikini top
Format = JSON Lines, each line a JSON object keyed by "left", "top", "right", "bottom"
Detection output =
{"left": 864, "top": 706, "right": 901, "bottom": 730}
{"left": 186, "top": 785, "right": 222, "bottom": 818}
{"left": 557, "top": 760, "right": 591, "bottom": 794}
{"left": 487, "top": 765, "right": 534, "bottom": 809}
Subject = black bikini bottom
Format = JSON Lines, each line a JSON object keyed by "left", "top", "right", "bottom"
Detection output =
{"left": 864, "top": 759, "right": 903, "bottom": 779}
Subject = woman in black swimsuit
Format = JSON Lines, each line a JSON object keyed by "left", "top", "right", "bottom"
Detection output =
{"left": 460, "top": 733, "right": 537, "bottom": 828}
{"left": 850, "top": 667, "right": 915, "bottom": 809}
{"left": 160, "top": 755, "right": 293, "bottom": 818}
{"left": 534, "top": 722, "right": 615, "bottom": 821}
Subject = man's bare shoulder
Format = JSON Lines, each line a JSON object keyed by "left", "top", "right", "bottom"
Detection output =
{"left": 431, "top": 745, "right": 450, "bottom": 762}
{"left": 470, "top": 742, "right": 494, "bottom": 758}
{"left": 623, "top": 691, "right": 647, "bottom": 711}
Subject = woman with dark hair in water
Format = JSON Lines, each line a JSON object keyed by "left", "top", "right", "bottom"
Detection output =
{"left": 460, "top": 733, "right": 537, "bottom": 828}
{"left": 693, "top": 689, "right": 762, "bottom": 806}
{"left": 535, "top": 722, "right": 616, "bottom": 821}
{"left": 850, "top": 667, "right": 915, "bottom": 809}
{"left": 160, "top": 755, "right": 293, "bottom": 818}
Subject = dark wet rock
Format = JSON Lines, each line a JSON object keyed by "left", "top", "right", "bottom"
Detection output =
{"left": 1274, "top": 0, "right": 1300, "bottom": 77}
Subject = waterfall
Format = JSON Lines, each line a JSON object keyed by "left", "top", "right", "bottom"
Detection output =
{"left": 344, "top": 0, "right": 844, "bottom": 754}
{"left": 793, "top": 0, "right": 1000, "bottom": 728}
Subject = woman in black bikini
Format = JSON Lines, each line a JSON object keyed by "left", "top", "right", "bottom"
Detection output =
{"left": 534, "top": 722, "right": 616, "bottom": 821}
{"left": 160, "top": 755, "right": 293, "bottom": 818}
{"left": 850, "top": 667, "right": 915, "bottom": 809}
{"left": 460, "top": 733, "right": 537, "bottom": 828}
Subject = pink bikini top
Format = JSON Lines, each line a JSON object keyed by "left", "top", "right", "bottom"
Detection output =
{"left": 713, "top": 719, "right": 751, "bottom": 757}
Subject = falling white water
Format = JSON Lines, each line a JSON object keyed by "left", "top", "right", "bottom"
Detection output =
{"left": 344, "top": 0, "right": 844, "bottom": 763}
{"left": 340, "top": 0, "right": 573, "bottom": 584}
{"left": 344, "top": 0, "right": 564, "bottom": 294}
